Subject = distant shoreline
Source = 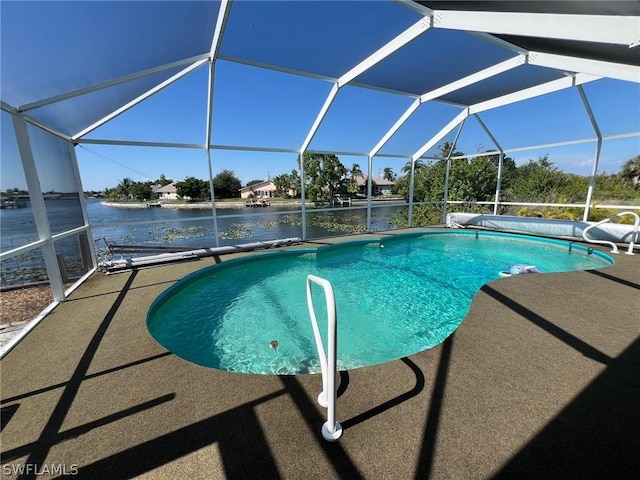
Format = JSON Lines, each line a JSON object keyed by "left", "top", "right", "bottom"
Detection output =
{"left": 100, "top": 200, "right": 310, "bottom": 210}
{"left": 102, "top": 200, "right": 235, "bottom": 209}
{"left": 100, "top": 198, "right": 403, "bottom": 209}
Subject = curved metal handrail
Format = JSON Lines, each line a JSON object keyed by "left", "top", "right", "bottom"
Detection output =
{"left": 306, "top": 274, "right": 342, "bottom": 442}
{"left": 582, "top": 211, "right": 639, "bottom": 255}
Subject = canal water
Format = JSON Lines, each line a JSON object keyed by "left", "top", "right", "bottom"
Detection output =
{"left": 1, "top": 198, "right": 407, "bottom": 287}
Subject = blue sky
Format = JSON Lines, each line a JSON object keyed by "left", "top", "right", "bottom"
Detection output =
{"left": 1, "top": 1, "right": 638, "bottom": 193}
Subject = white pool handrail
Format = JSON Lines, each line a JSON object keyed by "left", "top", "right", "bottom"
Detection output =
{"left": 306, "top": 274, "right": 343, "bottom": 442}
{"left": 582, "top": 211, "right": 639, "bottom": 255}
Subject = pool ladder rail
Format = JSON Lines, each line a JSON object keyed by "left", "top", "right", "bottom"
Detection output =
{"left": 582, "top": 211, "right": 639, "bottom": 255}
{"left": 306, "top": 274, "right": 343, "bottom": 442}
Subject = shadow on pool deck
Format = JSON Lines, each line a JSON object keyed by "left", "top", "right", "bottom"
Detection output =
{"left": 1, "top": 231, "right": 639, "bottom": 479}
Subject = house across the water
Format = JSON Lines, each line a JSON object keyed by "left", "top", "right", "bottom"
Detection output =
{"left": 240, "top": 180, "right": 277, "bottom": 199}
{"left": 153, "top": 183, "right": 180, "bottom": 201}
{"left": 353, "top": 175, "right": 395, "bottom": 196}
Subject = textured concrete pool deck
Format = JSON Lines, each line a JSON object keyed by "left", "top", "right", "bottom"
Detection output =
{"left": 1, "top": 229, "right": 639, "bottom": 479}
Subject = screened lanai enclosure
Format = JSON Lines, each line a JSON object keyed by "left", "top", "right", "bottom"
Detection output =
{"left": 1, "top": 1, "right": 639, "bottom": 329}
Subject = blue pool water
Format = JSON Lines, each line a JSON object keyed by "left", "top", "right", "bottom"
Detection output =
{"left": 146, "top": 231, "right": 613, "bottom": 374}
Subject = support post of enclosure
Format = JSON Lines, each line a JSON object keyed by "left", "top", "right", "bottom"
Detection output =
{"left": 205, "top": 58, "right": 220, "bottom": 246}
{"left": 12, "top": 113, "right": 65, "bottom": 301}
{"left": 442, "top": 157, "right": 451, "bottom": 222}
{"left": 408, "top": 159, "right": 416, "bottom": 228}
{"left": 584, "top": 138, "right": 602, "bottom": 222}
{"left": 577, "top": 85, "right": 602, "bottom": 222}
{"left": 441, "top": 120, "right": 465, "bottom": 223}
{"left": 494, "top": 152, "right": 504, "bottom": 215}
{"left": 366, "top": 154, "right": 373, "bottom": 231}
{"left": 299, "top": 154, "right": 307, "bottom": 241}
{"left": 205, "top": 1, "right": 230, "bottom": 247}
{"left": 67, "top": 142, "right": 98, "bottom": 270}
{"left": 206, "top": 149, "right": 220, "bottom": 247}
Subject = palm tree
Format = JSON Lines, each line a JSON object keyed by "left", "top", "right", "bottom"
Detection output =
{"left": 382, "top": 167, "right": 396, "bottom": 182}
{"left": 401, "top": 159, "right": 425, "bottom": 176}
{"left": 620, "top": 155, "right": 640, "bottom": 189}
{"left": 117, "top": 177, "right": 134, "bottom": 199}
{"left": 349, "top": 163, "right": 363, "bottom": 180}
{"left": 346, "top": 163, "right": 364, "bottom": 196}
{"left": 156, "top": 173, "right": 173, "bottom": 187}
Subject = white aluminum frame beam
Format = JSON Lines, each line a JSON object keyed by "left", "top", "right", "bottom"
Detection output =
{"left": 210, "top": 0, "right": 231, "bottom": 59}
{"left": 368, "top": 54, "right": 526, "bottom": 159}
{"left": 217, "top": 54, "right": 339, "bottom": 83}
{"left": 396, "top": 0, "right": 526, "bottom": 55}
{"left": 299, "top": 84, "right": 340, "bottom": 155}
{"left": 473, "top": 113, "right": 503, "bottom": 153}
{"left": 18, "top": 54, "right": 211, "bottom": 112}
{"left": 4, "top": 100, "right": 71, "bottom": 142}
{"left": 420, "top": 54, "right": 526, "bottom": 103}
{"left": 72, "top": 58, "right": 209, "bottom": 141}
{"left": 309, "top": 148, "right": 374, "bottom": 157}
{"left": 493, "top": 151, "right": 505, "bottom": 216}
{"left": 447, "top": 150, "right": 500, "bottom": 161}
{"left": 503, "top": 137, "right": 600, "bottom": 154}
{"left": 470, "top": 73, "right": 599, "bottom": 114}
{"left": 528, "top": 52, "right": 640, "bottom": 84}
{"left": 297, "top": 14, "right": 432, "bottom": 239}
{"left": 213, "top": 144, "right": 300, "bottom": 154}
{"left": 601, "top": 132, "right": 640, "bottom": 142}
{"left": 411, "top": 109, "right": 469, "bottom": 162}
{"left": 406, "top": 109, "right": 468, "bottom": 227}
{"left": 205, "top": 0, "right": 231, "bottom": 248}
{"left": 78, "top": 138, "right": 384, "bottom": 156}
{"left": 432, "top": 10, "right": 640, "bottom": 47}
{"left": 78, "top": 138, "right": 205, "bottom": 149}
{"left": 338, "top": 16, "right": 431, "bottom": 87}
{"left": 298, "top": 83, "right": 339, "bottom": 239}
{"left": 0, "top": 101, "right": 17, "bottom": 114}
{"left": 22, "top": 114, "right": 72, "bottom": 142}
{"left": 407, "top": 155, "right": 416, "bottom": 227}
{"left": 369, "top": 98, "right": 421, "bottom": 158}
{"left": 349, "top": 81, "right": 422, "bottom": 99}
{"left": 366, "top": 154, "right": 374, "bottom": 231}
{"left": 300, "top": 15, "right": 433, "bottom": 154}
{"left": 205, "top": 148, "right": 220, "bottom": 246}
{"left": 0, "top": 239, "right": 46, "bottom": 263}
{"left": 206, "top": 62, "right": 220, "bottom": 247}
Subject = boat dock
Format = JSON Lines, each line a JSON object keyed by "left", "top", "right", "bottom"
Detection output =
{"left": 245, "top": 199, "right": 270, "bottom": 207}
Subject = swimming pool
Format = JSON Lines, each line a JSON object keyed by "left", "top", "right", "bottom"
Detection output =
{"left": 146, "top": 231, "right": 613, "bottom": 374}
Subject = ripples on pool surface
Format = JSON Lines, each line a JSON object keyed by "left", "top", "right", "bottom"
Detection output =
{"left": 147, "top": 231, "right": 613, "bottom": 374}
